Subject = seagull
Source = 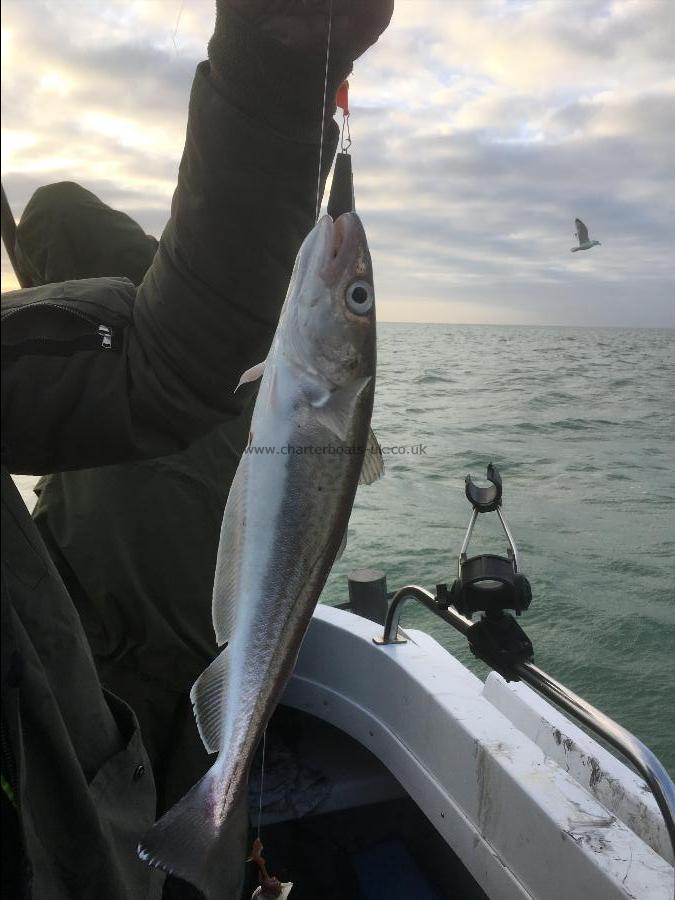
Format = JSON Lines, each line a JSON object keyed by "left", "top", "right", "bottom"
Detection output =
{"left": 571, "top": 218, "right": 601, "bottom": 252}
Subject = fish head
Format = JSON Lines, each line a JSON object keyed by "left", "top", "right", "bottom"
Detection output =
{"left": 283, "top": 212, "right": 376, "bottom": 386}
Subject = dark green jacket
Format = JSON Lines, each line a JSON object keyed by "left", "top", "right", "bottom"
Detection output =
{"left": 1, "top": 7, "right": 338, "bottom": 897}
{"left": 9, "top": 177, "right": 252, "bottom": 822}
{"left": 32, "top": 415, "right": 251, "bottom": 818}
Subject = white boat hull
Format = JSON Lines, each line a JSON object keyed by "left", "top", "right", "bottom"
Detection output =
{"left": 282, "top": 605, "right": 673, "bottom": 900}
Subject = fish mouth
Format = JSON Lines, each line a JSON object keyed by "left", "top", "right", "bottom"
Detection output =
{"left": 320, "top": 212, "right": 365, "bottom": 286}
{"left": 330, "top": 213, "right": 350, "bottom": 258}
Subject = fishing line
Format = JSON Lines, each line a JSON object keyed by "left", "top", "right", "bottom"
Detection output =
{"left": 315, "top": 0, "right": 334, "bottom": 221}
{"left": 172, "top": 0, "right": 185, "bottom": 55}
{"left": 256, "top": 727, "right": 267, "bottom": 840}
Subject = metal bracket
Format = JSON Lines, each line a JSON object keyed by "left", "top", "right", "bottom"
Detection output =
{"left": 372, "top": 631, "right": 407, "bottom": 646}
{"left": 458, "top": 505, "right": 520, "bottom": 576}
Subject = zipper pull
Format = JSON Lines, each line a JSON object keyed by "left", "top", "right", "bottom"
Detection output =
{"left": 98, "top": 325, "right": 113, "bottom": 349}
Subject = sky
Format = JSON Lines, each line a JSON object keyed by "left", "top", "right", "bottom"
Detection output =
{"left": 1, "top": 0, "right": 674, "bottom": 326}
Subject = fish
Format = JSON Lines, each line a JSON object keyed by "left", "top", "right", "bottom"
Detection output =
{"left": 138, "top": 211, "right": 380, "bottom": 898}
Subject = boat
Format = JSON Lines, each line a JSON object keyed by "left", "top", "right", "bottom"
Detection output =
{"left": 244, "top": 468, "right": 673, "bottom": 898}
{"left": 251, "top": 582, "right": 674, "bottom": 899}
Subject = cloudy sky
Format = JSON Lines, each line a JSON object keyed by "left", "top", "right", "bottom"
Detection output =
{"left": 2, "top": 0, "right": 674, "bottom": 325}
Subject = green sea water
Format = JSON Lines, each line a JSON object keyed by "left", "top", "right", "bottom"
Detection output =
{"left": 322, "top": 323, "right": 675, "bottom": 775}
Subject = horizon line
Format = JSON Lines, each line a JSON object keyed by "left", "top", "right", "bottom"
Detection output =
{"left": 377, "top": 321, "right": 675, "bottom": 329}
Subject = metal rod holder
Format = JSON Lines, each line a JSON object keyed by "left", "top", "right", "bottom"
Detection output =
{"left": 458, "top": 507, "right": 521, "bottom": 575}
{"left": 374, "top": 584, "right": 675, "bottom": 865}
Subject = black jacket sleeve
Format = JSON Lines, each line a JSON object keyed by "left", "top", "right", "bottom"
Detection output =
{"left": 1, "top": 9, "right": 338, "bottom": 474}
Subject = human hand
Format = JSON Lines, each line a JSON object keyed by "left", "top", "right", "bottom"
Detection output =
{"left": 222, "top": 0, "right": 394, "bottom": 65}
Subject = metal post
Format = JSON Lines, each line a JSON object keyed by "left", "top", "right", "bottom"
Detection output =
{"left": 347, "top": 569, "right": 388, "bottom": 625}
{"left": 1, "top": 183, "right": 31, "bottom": 288}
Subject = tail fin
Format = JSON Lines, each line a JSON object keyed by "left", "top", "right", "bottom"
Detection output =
{"left": 138, "top": 764, "right": 249, "bottom": 900}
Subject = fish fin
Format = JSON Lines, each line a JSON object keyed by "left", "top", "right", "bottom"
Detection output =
{"left": 235, "top": 360, "right": 266, "bottom": 393}
{"left": 310, "top": 376, "right": 372, "bottom": 441}
{"left": 359, "top": 426, "right": 384, "bottom": 485}
{"left": 138, "top": 766, "right": 249, "bottom": 900}
{"left": 190, "top": 648, "right": 228, "bottom": 754}
{"left": 213, "top": 468, "right": 245, "bottom": 646}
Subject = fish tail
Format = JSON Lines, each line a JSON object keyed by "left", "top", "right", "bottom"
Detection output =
{"left": 138, "top": 763, "right": 249, "bottom": 900}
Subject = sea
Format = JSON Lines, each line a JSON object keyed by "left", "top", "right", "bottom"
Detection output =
{"left": 12, "top": 324, "right": 675, "bottom": 775}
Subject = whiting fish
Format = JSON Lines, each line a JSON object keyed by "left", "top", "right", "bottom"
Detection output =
{"left": 138, "top": 211, "right": 381, "bottom": 898}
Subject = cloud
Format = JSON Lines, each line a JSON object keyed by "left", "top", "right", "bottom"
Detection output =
{"left": 1, "top": 0, "right": 673, "bottom": 324}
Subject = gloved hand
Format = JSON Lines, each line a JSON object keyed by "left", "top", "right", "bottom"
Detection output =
{"left": 224, "top": 0, "right": 394, "bottom": 66}
{"left": 208, "top": 1, "right": 394, "bottom": 139}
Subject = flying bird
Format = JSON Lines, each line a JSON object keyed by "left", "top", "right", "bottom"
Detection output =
{"left": 571, "top": 218, "right": 601, "bottom": 252}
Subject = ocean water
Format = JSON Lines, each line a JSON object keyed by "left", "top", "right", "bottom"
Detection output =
{"left": 11, "top": 324, "right": 675, "bottom": 776}
{"left": 322, "top": 324, "right": 675, "bottom": 774}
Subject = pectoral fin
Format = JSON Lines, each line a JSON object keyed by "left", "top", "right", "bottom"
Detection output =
{"left": 235, "top": 360, "right": 266, "bottom": 393}
{"left": 311, "top": 376, "right": 372, "bottom": 441}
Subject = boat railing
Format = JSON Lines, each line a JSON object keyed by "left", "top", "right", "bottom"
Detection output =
{"left": 372, "top": 583, "right": 675, "bottom": 868}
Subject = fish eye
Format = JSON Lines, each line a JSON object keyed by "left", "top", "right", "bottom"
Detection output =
{"left": 345, "top": 280, "right": 374, "bottom": 315}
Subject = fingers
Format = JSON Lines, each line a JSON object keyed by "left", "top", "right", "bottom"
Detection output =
{"left": 221, "top": 0, "right": 394, "bottom": 61}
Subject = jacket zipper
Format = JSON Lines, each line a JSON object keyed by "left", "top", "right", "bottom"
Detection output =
{"left": 3, "top": 302, "right": 118, "bottom": 350}
{"left": 98, "top": 325, "right": 113, "bottom": 349}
